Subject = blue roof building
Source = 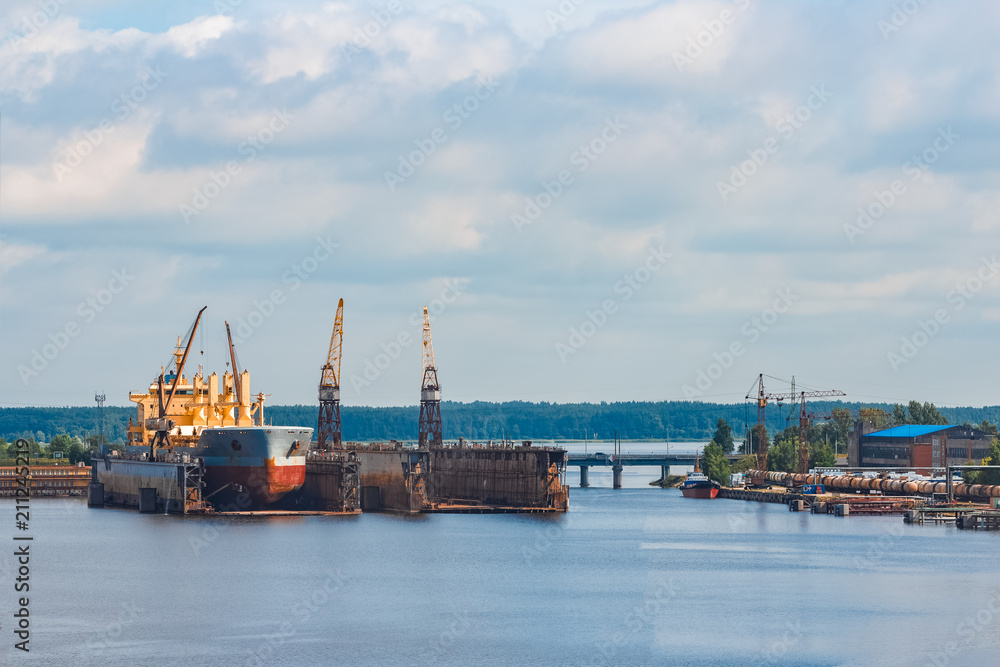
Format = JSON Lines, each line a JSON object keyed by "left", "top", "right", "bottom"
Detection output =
{"left": 851, "top": 424, "right": 993, "bottom": 470}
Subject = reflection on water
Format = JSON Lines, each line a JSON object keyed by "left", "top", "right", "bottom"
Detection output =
{"left": 4, "top": 492, "right": 1000, "bottom": 666}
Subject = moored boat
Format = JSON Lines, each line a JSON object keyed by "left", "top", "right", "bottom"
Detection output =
{"left": 680, "top": 451, "right": 720, "bottom": 498}
{"left": 680, "top": 472, "right": 720, "bottom": 499}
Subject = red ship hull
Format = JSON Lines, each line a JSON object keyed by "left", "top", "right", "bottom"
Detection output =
{"left": 205, "top": 460, "right": 306, "bottom": 507}
{"left": 680, "top": 486, "right": 719, "bottom": 499}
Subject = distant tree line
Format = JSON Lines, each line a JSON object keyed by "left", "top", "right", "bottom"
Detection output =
{"left": 0, "top": 434, "right": 94, "bottom": 464}
{"left": 3, "top": 399, "right": 999, "bottom": 445}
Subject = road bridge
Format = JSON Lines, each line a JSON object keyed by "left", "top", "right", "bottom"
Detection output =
{"left": 567, "top": 453, "right": 742, "bottom": 487}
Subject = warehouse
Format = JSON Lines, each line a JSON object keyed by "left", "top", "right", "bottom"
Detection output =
{"left": 850, "top": 424, "right": 993, "bottom": 470}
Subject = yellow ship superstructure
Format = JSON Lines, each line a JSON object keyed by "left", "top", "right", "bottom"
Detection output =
{"left": 126, "top": 338, "right": 267, "bottom": 447}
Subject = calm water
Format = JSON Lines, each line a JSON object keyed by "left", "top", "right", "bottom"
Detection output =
{"left": 2, "top": 484, "right": 1000, "bottom": 666}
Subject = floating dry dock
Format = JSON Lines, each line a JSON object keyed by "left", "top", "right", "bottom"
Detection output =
{"left": 91, "top": 440, "right": 567, "bottom": 516}
{"left": 312, "top": 440, "right": 569, "bottom": 514}
{"left": 316, "top": 443, "right": 427, "bottom": 513}
{"left": 425, "top": 441, "right": 568, "bottom": 513}
{"left": 90, "top": 449, "right": 361, "bottom": 515}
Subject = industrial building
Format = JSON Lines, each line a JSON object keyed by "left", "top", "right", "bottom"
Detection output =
{"left": 848, "top": 424, "right": 993, "bottom": 470}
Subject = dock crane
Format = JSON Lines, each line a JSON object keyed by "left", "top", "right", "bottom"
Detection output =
{"left": 151, "top": 306, "right": 207, "bottom": 458}
{"left": 746, "top": 374, "right": 845, "bottom": 473}
{"left": 418, "top": 306, "right": 442, "bottom": 447}
{"left": 317, "top": 298, "right": 344, "bottom": 449}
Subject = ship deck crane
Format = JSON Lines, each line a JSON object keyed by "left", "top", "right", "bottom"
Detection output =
{"left": 224, "top": 321, "right": 243, "bottom": 406}
{"left": 418, "top": 306, "right": 442, "bottom": 448}
{"left": 317, "top": 298, "right": 344, "bottom": 449}
{"left": 746, "top": 374, "right": 845, "bottom": 473}
{"left": 152, "top": 306, "right": 207, "bottom": 457}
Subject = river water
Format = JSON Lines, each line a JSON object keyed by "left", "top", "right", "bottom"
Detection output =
{"left": 2, "top": 466, "right": 999, "bottom": 666}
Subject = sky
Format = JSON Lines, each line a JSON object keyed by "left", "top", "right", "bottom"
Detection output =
{"left": 1, "top": 0, "right": 999, "bottom": 410}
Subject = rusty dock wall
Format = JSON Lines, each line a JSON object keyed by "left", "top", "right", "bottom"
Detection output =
{"left": 354, "top": 446, "right": 427, "bottom": 513}
{"left": 90, "top": 454, "right": 209, "bottom": 514}
{"left": 314, "top": 444, "right": 426, "bottom": 513}
{"left": 302, "top": 452, "right": 361, "bottom": 513}
{"left": 425, "top": 443, "right": 568, "bottom": 512}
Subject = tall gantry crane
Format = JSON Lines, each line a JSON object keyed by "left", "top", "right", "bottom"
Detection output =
{"left": 746, "top": 374, "right": 845, "bottom": 473}
{"left": 317, "top": 298, "right": 344, "bottom": 449}
{"left": 418, "top": 306, "right": 442, "bottom": 448}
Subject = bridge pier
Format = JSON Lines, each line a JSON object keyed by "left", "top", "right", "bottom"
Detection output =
{"left": 612, "top": 464, "right": 623, "bottom": 489}
{"left": 580, "top": 466, "right": 589, "bottom": 488}
{"left": 661, "top": 465, "right": 669, "bottom": 482}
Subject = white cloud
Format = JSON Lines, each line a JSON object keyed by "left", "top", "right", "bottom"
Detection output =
{"left": 161, "top": 15, "right": 234, "bottom": 58}
{"left": 0, "top": 241, "right": 46, "bottom": 274}
{"left": 2, "top": 0, "right": 1000, "bottom": 406}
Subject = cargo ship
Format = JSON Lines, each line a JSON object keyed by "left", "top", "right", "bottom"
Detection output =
{"left": 94, "top": 308, "right": 312, "bottom": 511}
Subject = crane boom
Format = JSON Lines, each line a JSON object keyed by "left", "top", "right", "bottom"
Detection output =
{"left": 321, "top": 299, "right": 344, "bottom": 390}
{"left": 153, "top": 306, "right": 207, "bottom": 457}
{"left": 224, "top": 321, "right": 243, "bottom": 405}
{"left": 163, "top": 306, "right": 207, "bottom": 417}
{"left": 317, "top": 298, "right": 344, "bottom": 449}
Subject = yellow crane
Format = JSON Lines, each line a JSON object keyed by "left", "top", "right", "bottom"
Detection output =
{"left": 151, "top": 306, "right": 207, "bottom": 457}
{"left": 317, "top": 298, "right": 344, "bottom": 448}
{"left": 747, "top": 374, "right": 844, "bottom": 473}
{"left": 418, "top": 306, "right": 442, "bottom": 447}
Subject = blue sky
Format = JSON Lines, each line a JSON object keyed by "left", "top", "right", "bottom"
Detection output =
{"left": 1, "top": 0, "right": 999, "bottom": 409}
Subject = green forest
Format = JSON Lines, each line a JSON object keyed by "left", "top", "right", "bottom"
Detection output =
{"left": 3, "top": 399, "right": 999, "bottom": 446}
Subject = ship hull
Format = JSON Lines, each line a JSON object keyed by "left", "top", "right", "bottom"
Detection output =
{"left": 680, "top": 485, "right": 719, "bottom": 499}
{"left": 193, "top": 426, "right": 310, "bottom": 508}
